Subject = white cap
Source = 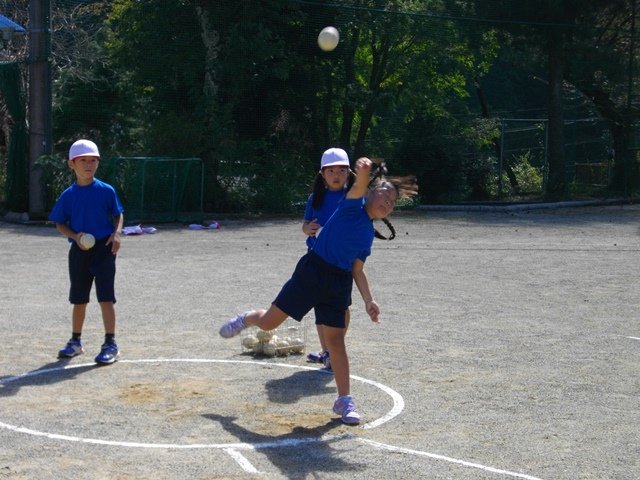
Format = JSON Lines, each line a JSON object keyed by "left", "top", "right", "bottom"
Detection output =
{"left": 320, "top": 148, "right": 350, "bottom": 168}
{"left": 69, "top": 139, "right": 100, "bottom": 161}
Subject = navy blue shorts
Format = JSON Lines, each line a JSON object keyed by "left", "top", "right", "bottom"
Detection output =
{"left": 273, "top": 251, "right": 352, "bottom": 328}
{"left": 68, "top": 236, "right": 117, "bottom": 304}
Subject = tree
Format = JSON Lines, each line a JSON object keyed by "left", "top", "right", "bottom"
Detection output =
{"left": 38, "top": 0, "right": 637, "bottom": 212}
{"left": 566, "top": 0, "right": 639, "bottom": 193}
{"left": 317, "top": 0, "right": 500, "bottom": 203}
{"left": 472, "top": 0, "right": 639, "bottom": 198}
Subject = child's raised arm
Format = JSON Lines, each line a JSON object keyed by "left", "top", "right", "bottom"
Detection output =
{"left": 346, "top": 157, "right": 372, "bottom": 200}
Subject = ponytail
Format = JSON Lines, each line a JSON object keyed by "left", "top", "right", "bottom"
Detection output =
{"left": 374, "top": 217, "right": 396, "bottom": 240}
{"left": 367, "top": 158, "right": 418, "bottom": 241}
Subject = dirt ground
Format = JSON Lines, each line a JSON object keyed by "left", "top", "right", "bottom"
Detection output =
{"left": 0, "top": 204, "right": 639, "bottom": 480}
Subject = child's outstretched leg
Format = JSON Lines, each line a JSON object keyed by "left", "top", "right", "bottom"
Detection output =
{"left": 219, "top": 304, "right": 289, "bottom": 338}
{"left": 324, "top": 325, "right": 360, "bottom": 425}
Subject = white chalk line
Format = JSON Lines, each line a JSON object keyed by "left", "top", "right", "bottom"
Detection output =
{"left": 358, "top": 438, "right": 545, "bottom": 480}
{"left": 0, "top": 419, "right": 349, "bottom": 451}
{"left": 223, "top": 448, "right": 260, "bottom": 473}
{"left": 0, "top": 358, "right": 402, "bottom": 445}
{"left": 0, "top": 420, "right": 543, "bottom": 479}
{"left": 627, "top": 336, "right": 640, "bottom": 341}
{"left": 0, "top": 358, "right": 543, "bottom": 479}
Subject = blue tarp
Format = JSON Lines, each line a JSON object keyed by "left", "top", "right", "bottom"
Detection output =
{"left": 0, "top": 14, "right": 26, "bottom": 36}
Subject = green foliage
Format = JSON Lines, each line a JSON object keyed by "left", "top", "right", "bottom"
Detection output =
{"left": 0, "top": 151, "right": 5, "bottom": 207}
{"left": 34, "top": 154, "right": 73, "bottom": 210}
{"left": 250, "top": 148, "right": 312, "bottom": 213}
{"left": 489, "top": 151, "right": 544, "bottom": 199}
{"left": 213, "top": 139, "right": 313, "bottom": 214}
{"left": 15, "top": 0, "right": 635, "bottom": 215}
{"left": 51, "top": 2, "right": 125, "bottom": 151}
{"left": 395, "top": 114, "right": 467, "bottom": 203}
{"left": 512, "top": 152, "right": 543, "bottom": 193}
{"left": 105, "top": 0, "right": 208, "bottom": 155}
{"left": 0, "top": 61, "right": 28, "bottom": 212}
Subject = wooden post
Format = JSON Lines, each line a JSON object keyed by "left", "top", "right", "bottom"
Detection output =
{"left": 28, "top": 0, "right": 52, "bottom": 218}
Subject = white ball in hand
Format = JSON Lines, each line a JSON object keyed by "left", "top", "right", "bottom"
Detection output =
{"left": 80, "top": 233, "right": 95, "bottom": 249}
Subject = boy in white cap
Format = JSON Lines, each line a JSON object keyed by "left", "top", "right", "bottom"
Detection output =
{"left": 49, "top": 139, "right": 125, "bottom": 364}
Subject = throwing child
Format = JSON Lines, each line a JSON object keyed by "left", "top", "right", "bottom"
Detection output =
{"left": 219, "top": 157, "right": 417, "bottom": 424}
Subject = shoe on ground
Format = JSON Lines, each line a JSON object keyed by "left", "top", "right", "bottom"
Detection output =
{"left": 307, "top": 351, "right": 325, "bottom": 363}
{"left": 219, "top": 313, "right": 247, "bottom": 338}
{"left": 332, "top": 395, "right": 361, "bottom": 425}
{"left": 58, "top": 340, "right": 84, "bottom": 358}
{"left": 321, "top": 351, "right": 332, "bottom": 372}
{"left": 95, "top": 343, "right": 120, "bottom": 365}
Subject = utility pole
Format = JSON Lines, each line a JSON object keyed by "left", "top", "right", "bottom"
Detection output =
{"left": 28, "top": 0, "right": 52, "bottom": 218}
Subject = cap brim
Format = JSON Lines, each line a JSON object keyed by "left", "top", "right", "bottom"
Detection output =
{"left": 322, "top": 161, "right": 350, "bottom": 168}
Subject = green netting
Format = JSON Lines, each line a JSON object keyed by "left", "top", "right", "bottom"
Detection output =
{"left": 2, "top": 0, "right": 637, "bottom": 209}
{"left": 498, "top": 118, "right": 613, "bottom": 197}
{"left": 565, "top": 119, "right": 613, "bottom": 190}
{"left": 108, "top": 157, "right": 204, "bottom": 224}
{"left": 0, "top": 61, "right": 28, "bottom": 212}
